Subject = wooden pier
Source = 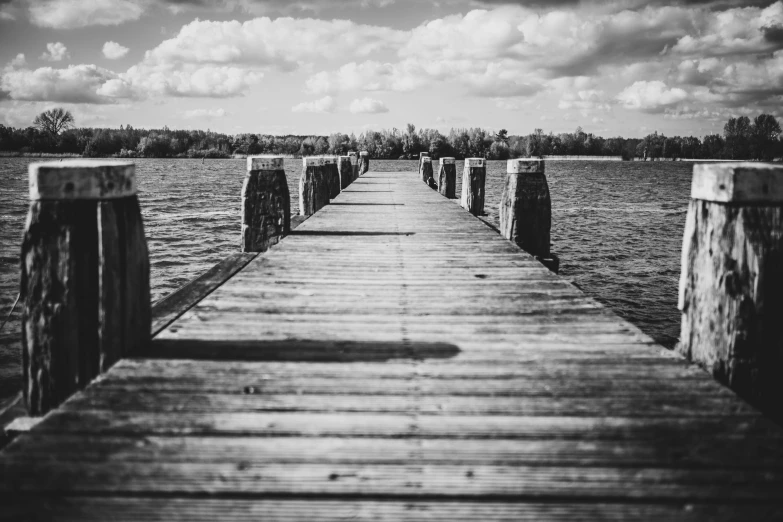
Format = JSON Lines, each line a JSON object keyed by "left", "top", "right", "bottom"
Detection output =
{"left": 2, "top": 167, "right": 783, "bottom": 520}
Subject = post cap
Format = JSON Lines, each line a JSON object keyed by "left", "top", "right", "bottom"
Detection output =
{"left": 347, "top": 151, "right": 358, "bottom": 157}
{"left": 439, "top": 157, "right": 455, "bottom": 165}
{"left": 691, "top": 163, "right": 783, "bottom": 203}
{"left": 419, "top": 152, "right": 430, "bottom": 158}
{"left": 321, "top": 156, "right": 337, "bottom": 164}
{"left": 359, "top": 151, "right": 369, "bottom": 156}
{"left": 465, "top": 158, "right": 485, "bottom": 168}
{"left": 507, "top": 159, "right": 545, "bottom": 174}
{"left": 247, "top": 156, "right": 284, "bottom": 171}
{"left": 421, "top": 157, "right": 432, "bottom": 163}
{"left": 303, "top": 157, "right": 324, "bottom": 167}
{"left": 29, "top": 160, "right": 136, "bottom": 200}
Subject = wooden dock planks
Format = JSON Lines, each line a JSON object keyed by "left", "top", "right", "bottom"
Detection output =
{"left": 2, "top": 170, "right": 783, "bottom": 520}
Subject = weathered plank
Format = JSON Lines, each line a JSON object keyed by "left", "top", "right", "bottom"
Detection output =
{"left": 150, "top": 253, "right": 257, "bottom": 337}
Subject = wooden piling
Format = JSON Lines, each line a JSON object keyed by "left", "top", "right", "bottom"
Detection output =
{"left": 421, "top": 157, "right": 435, "bottom": 187}
{"left": 348, "top": 152, "right": 359, "bottom": 181}
{"left": 241, "top": 156, "right": 290, "bottom": 253}
{"left": 323, "top": 156, "right": 341, "bottom": 200}
{"left": 460, "top": 158, "right": 486, "bottom": 216}
{"left": 359, "top": 151, "right": 370, "bottom": 176}
{"left": 418, "top": 152, "right": 429, "bottom": 174}
{"left": 339, "top": 156, "right": 353, "bottom": 190}
{"left": 678, "top": 163, "right": 783, "bottom": 412}
{"left": 299, "top": 157, "right": 328, "bottom": 216}
{"left": 21, "top": 160, "right": 150, "bottom": 415}
{"left": 437, "top": 157, "right": 456, "bottom": 199}
{"left": 500, "top": 159, "right": 558, "bottom": 273}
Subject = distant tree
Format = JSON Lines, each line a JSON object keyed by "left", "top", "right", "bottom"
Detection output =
{"left": 494, "top": 129, "right": 509, "bottom": 143}
{"left": 724, "top": 116, "right": 752, "bottom": 159}
{"left": 750, "top": 114, "right": 781, "bottom": 161}
{"left": 33, "top": 108, "right": 74, "bottom": 136}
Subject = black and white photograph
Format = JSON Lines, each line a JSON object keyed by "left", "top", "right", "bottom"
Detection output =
{"left": 1, "top": 0, "right": 782, "bottom": 519}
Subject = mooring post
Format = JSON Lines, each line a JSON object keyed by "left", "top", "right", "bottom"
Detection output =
{"left": 438, "top": 157, "right": 456, "bottom": 199}
{"left": 241, "top": 155, "right": 290, "bottom": 253}
{"left": 419, "top": 152, "right": 430, "bottom": 178}
{"left": 421, "top": 157, "right": 435, "bottom": 188}
{"left": 500, "top": 158, "right": 559, "bottom": 273}
{"left": 348, "top": 151, "right": 359, "bottom": 181}
{"left": 300, "top": 157, "right": 328, "bottom": 216}
{"left": 359, "top": 151, "right": 370, "bottom": 176}
{"left": 339, "top": 156, "right": 352, "bottom": 190}
{"left": 21, "top": 160, "right": 150, "bottom": 415}
{"left": 323, "top": 156, "right": 341, "bottom": 199}
{"left": 678, "top": 163, "right": 783, "bottom": 412}
{"left": 461, "top": 158, "right": 486, "bottom": 216}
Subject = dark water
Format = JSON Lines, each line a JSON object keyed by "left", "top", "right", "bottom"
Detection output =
{"left": 0, "top": 158, "right": 692, "bottom": 402}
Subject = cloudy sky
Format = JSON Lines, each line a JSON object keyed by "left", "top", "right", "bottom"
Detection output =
{"left": 0, "top": 0, "right": 781, "bottom": 137}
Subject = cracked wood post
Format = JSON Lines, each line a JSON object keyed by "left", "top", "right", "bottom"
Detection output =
{"left": 339, "top": 156, "right": 352, "bottom": 190}
{"left": 299, "top": 157, "right": 328, "bottom": 216}
{"left": 500, "top": 158, "right": 559, "bottom": 273}
{"left": 421, "top": 157, "right": 435, "bottom": 188}
{"left": 419, "top": 152, "right": 430, "bottom": 181}
{"left": 21, "top": 160, "right": 150, "bottom": 415}
{"left": 359, "top": 151, "right": 370, "bottom": 176}
{"left": 241, "top": 155, "right": 290, "bottom": 253}
{"left": 461, "top": 158, "right": 486, "bottom": 216}
{"left": 678, "top": 163, "right": 783, "bottom": 414}
{"left": 348, "top": 152, "right": 359, "bottom": 181}
{"left": 323, "top": 156, "right": 341, "bottom": 200}
{"left": 437, "top": 157, "right": 456, "bottom": 199}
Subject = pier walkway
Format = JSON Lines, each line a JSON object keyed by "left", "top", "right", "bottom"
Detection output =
{"left": 3, "top": 170, "right": 783, "bottom": 520}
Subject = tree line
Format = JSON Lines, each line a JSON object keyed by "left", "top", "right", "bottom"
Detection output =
{"left": 1, "top": 108, "right": 780, "bottom": 161}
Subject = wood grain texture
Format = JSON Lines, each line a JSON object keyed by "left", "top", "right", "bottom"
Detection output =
{"left": 338, "top": 156, "right": 352, "bottom": 190}
{"left": 4, "top": 170, "right": 783, "bottom": 520}
{"left": 678, "top": 198, "right": 783, "bottom": 413}
{"left": 500, "top": 166, "right": 552, "bottom": 257}
{"left": 298, "top": 164, "right": 328, "bottom": 216}
{"left": 460, "top": 161, "right": 486, "bottom": 216}
{"left": 21, "top": 194, "right": 150, "bottom": 415}
{"left": 150, "top": 253, "right": 257, "bottom": 337}
{"left": 358, "top": 153, "right": 369, "bottom": 176}
{"left": 438, "top": 163, "right": 457, "bottom": 199}
{"left": 240, "top": 167, "right": 291, "bottom": 252}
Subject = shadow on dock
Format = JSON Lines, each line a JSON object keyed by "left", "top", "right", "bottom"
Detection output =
{"left": 142, "top": 339, "right": 460, "bottom": 362}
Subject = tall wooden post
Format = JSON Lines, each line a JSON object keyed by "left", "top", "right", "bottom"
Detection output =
{"left": 21, "top": 160, "right": 150, "bottom": 415}
{"left": 323, "top": 156, "right": 341, "bottom": 199}
{"left": 500, "top": 159, "right": 558, "bottom": 273}
{"left": 421, "top": 157, "right": 435, "bottom": 187}
{"left": 300, "top": 157, "right": 328, "bottom": 216}
{"left": 437, "top": 157, "right": 456, "bottom": 199}
{"left": 359, "top": 151, "right": 370, "bottom": 176}
{"left": 678, "top": 163, "right": 783, "bottom": 412}
{"left": 241, "top": 156, "right": 290, "bottom": 253}
{"left": 348, "top": 152, "right": 359, "bottom": 181}
{"left": 418, "top": 152, "right": 429, "bottom": 175}
{"left": 461, "top": 158, "right": 486, "bottom": 216}
{"left": 339, "top": 156, "right": 353, "bottom": 190}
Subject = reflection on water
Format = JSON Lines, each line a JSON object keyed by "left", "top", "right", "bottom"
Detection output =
{"left": 0, "top": 157, "right": 692, "bottom": 401}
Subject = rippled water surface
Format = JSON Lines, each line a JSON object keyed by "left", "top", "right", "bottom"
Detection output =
{"left": 0, "top": 157, "right": 692, "bottom": 401}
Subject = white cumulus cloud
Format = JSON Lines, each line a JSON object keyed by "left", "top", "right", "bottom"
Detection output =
{"left": 28, "top": 0, "right": 146, "bottom": 29}
{"left": 617, "top": 80, "right": 688, "bottom": 112}
{"left": 40, "top": 42, "right": 69, "bottom": 62}
{"left": 292, "top": 96, "right": 337, "bottom": 113}
{"left": 183, "top": 108, "right": 227, "bottom": 119}
{"left": 0, "top": 64, "right": 123, "bottom": 104}
{"left": 103, "top": 41, "right": 130, "bottom": 60}
{"left": 349, "top": 97, "right": 389, "bottom": 113}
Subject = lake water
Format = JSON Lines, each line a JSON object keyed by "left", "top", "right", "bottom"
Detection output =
{"left": 0, "top": 158, "right": 692, "bottom": 402}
